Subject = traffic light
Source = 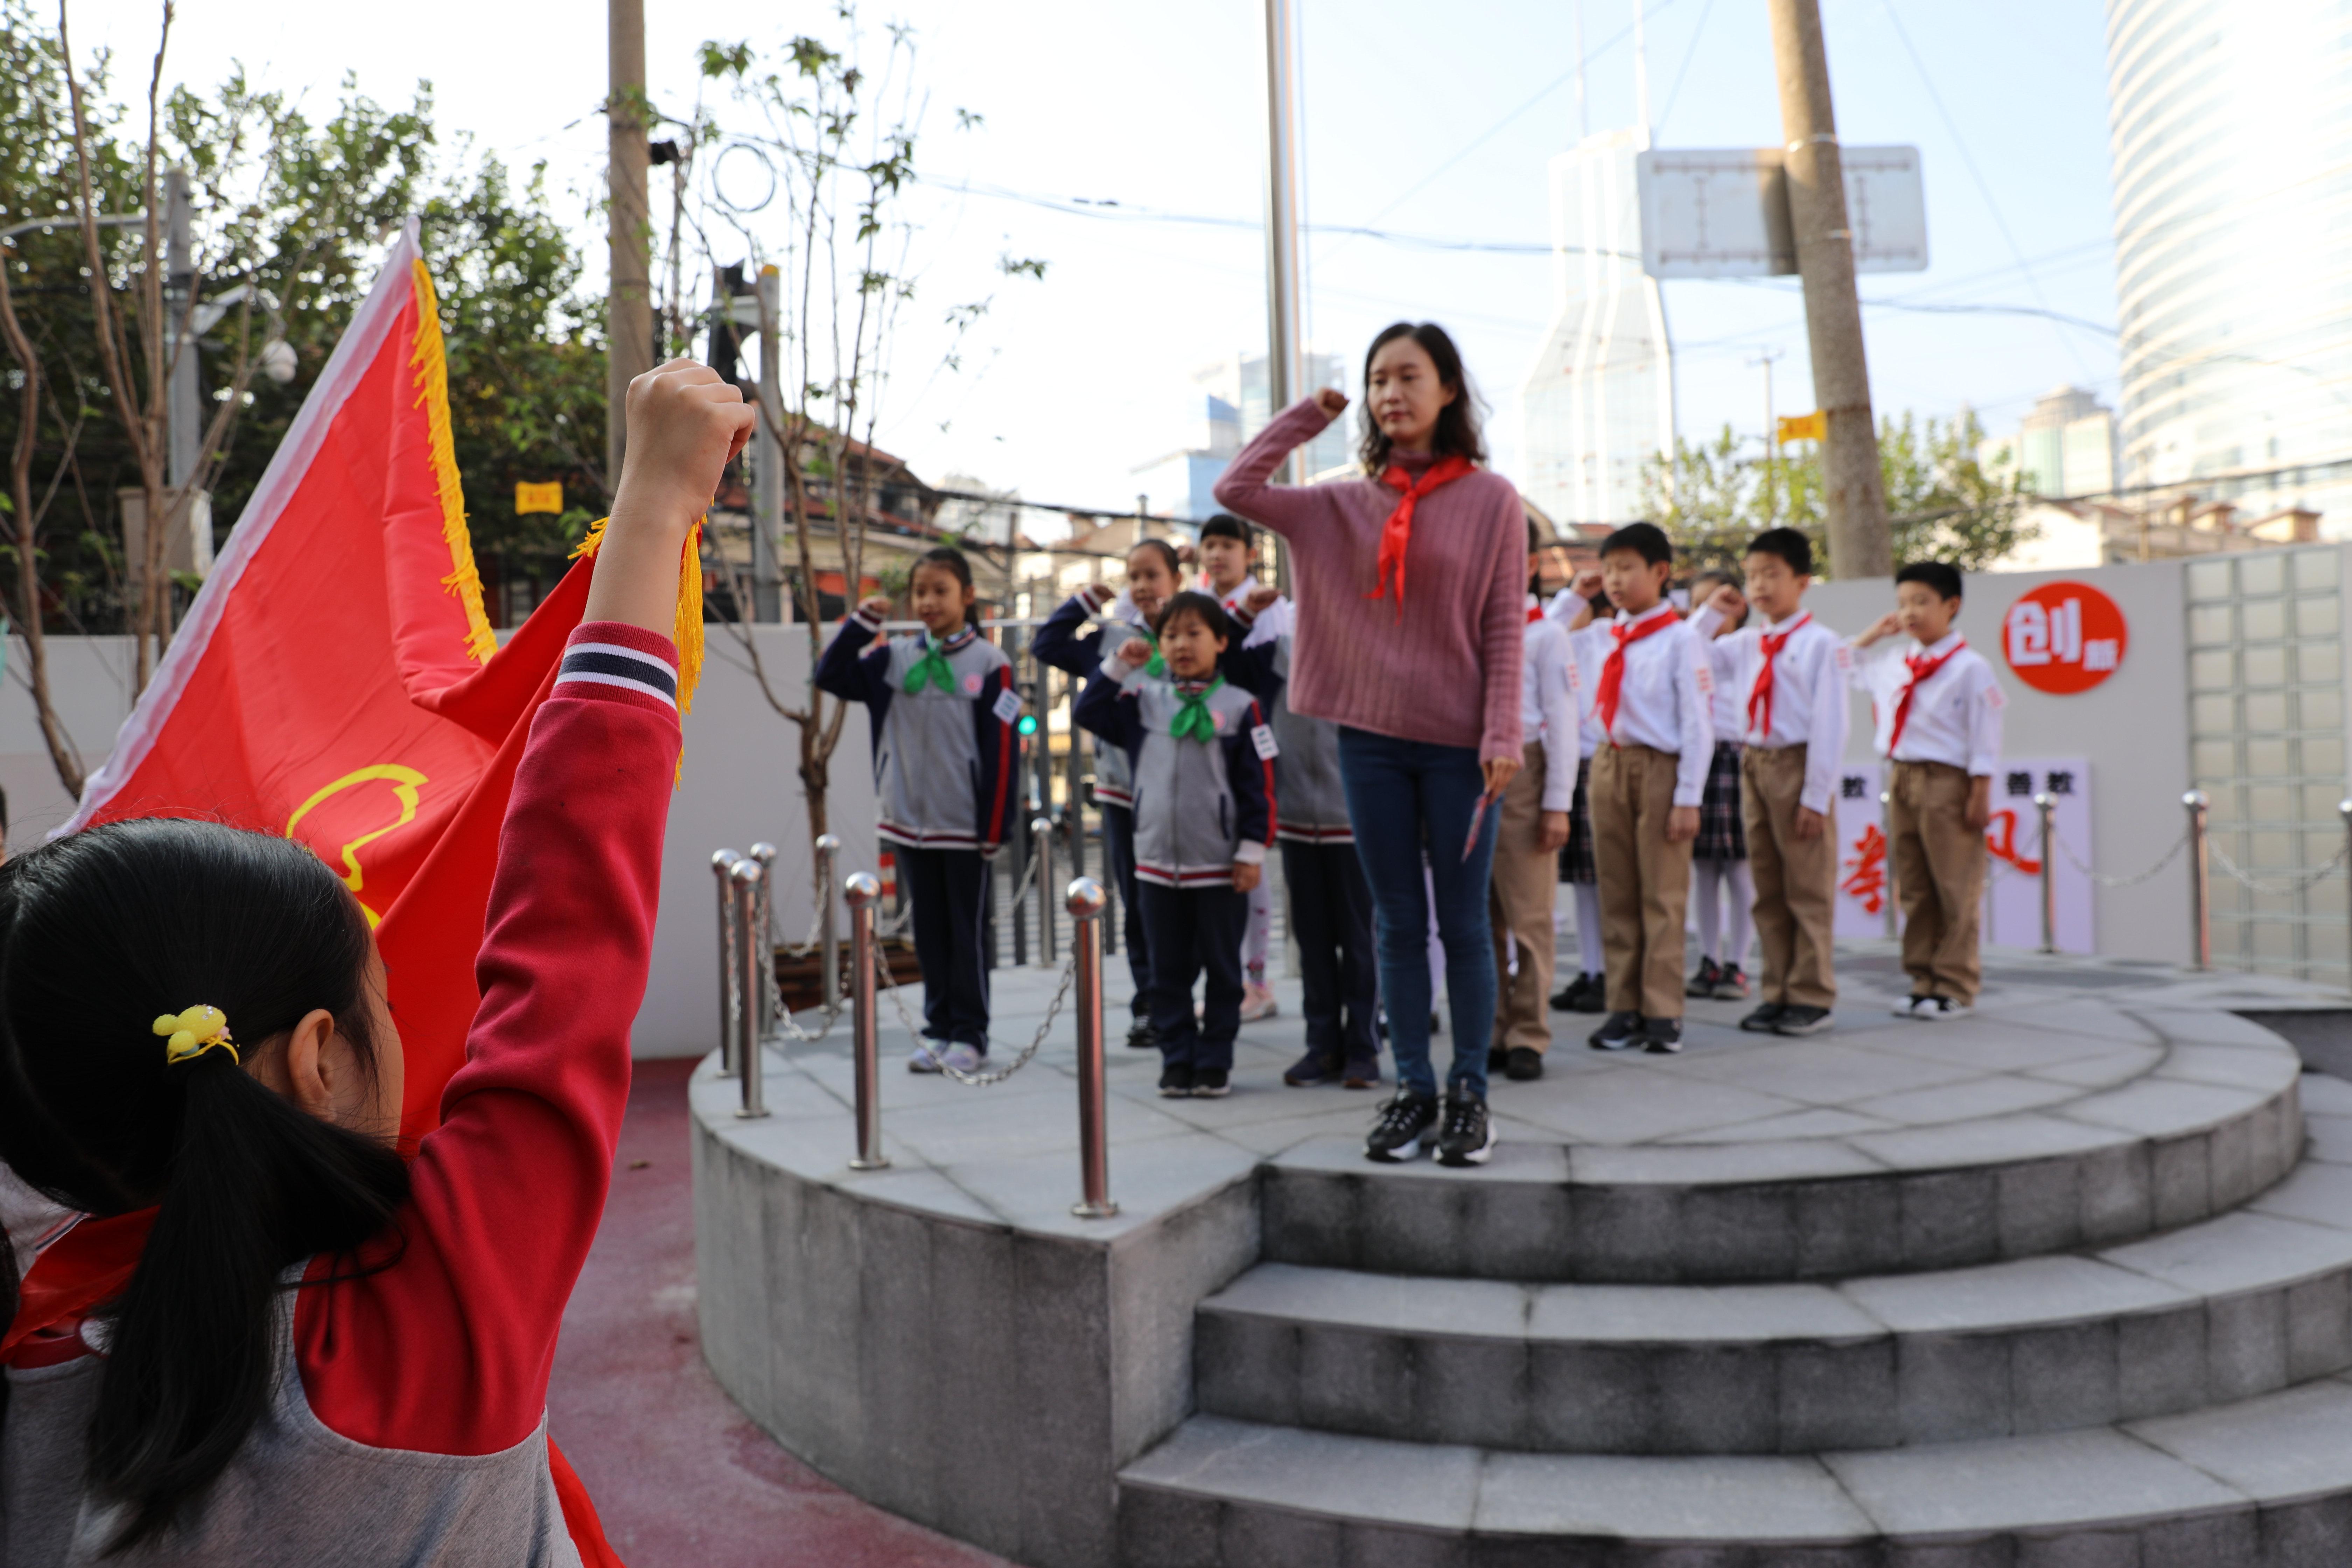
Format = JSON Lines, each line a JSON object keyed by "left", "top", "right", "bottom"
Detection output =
{"left": 1016, "top": 712, "right": 1040, "bottom": 737}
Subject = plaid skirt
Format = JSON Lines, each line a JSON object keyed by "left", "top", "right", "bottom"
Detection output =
{"left": 1692, "top": 740, "right": 1748, "bottom": 862}
{"left": 1558, "top": 755, "right": 1597, "bottom": 884}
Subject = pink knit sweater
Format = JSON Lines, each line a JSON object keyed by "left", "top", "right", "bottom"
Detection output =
{"left": 1213, "top": 398, "right": 1525, "bottom": 762}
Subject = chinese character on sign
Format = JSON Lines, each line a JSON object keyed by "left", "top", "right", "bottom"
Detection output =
{"left": 2002, "top": 582, "right": 2129, "bottom": 695}
{"left": 1841, "top": 824, "right": 1888, "bottom": 915}
{"left": 1841, "top": 775, "right": 1867, "bottom": 801}
{"left": 2083, "top": 639, "right": 2118, "bottom": 672}
{"left": 2046, "top": 770, "right": 2075, "bottom": 796}
{"left": 2005, "top": 771, "right": 2033, "bottom": 797}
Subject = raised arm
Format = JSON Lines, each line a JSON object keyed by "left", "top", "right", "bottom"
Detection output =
{"left": 1073, "top": 647, "right": 1148, "bottom": 759}
{"left": 1032, "top": 585, "right": 1113, "bottom": 678}
{"left": 1211, "top": 394, "right": 1353, "bottom": 543}
{"left": 813, "top": 602, "right": 896, "bottom": 709}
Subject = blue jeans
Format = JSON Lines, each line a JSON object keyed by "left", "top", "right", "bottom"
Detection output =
{"left": 1337, "top": 727, "right": 1500, "bottom": 1100}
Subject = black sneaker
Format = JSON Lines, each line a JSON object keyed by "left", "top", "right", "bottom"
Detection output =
{"left": 1588, "top": 1011, "right": 1645, "bottom": 1051}
{"left": 1504, "top": 1046, "right": 1545, "bottom": 1082}
{"left": 1341, "top": 1052, "right": 1381, "bottom": 1090}
{"left": 1437, "top": 1093, "right": 1497, "bottom": 1166}
{"left": 1487, "top": 1045, "right": 1508, "bottom": 1073}
{"left": 1549, "top": 976, "right": 1584, "bottom": 1011}
{"left": 1283, "top": 1050, "right": 1341, "bottom": 1086}
{"left": 1127, "top": 1020, "right": 1161, "bottom": 1050}
{"left": 1772, "top": 1005, "right": 1833, "bottom": 1036}
{"left": 1738, "top": 1002, "right": 1787, "bottom": 1034}
{"left": 1921, "top": 996, "right": 1973, "bottom": 1021}
{"left": 1192, "top": 1068, "right": 1231, "bottom": 1098}
{"left": 1569, "top": 974, "right": 1608, "bottom": 1014}
{"left": 1641, "top": 1018, "right": 1685, "bottom": 1054}
{"left": 1686, "top": 957, "right": 1723, "bottom": 998}
{"left": 1157, "top": 1063, "right": 1195, "bottom": 1097}
{"left": 1365, "top": 1093, "right": 1439, "bottom": 1162}
{"left": 1712, "top": 963, "right": 1751, "bottom": 1001}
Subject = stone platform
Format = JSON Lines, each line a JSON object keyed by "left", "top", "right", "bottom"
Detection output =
{"left": 690, "top": 944, "right": 2352, "bottom": 1567}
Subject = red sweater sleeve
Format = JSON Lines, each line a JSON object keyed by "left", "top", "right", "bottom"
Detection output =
{"left": 295, "top": 621, "right": 680, "bottom": 1454}
{"left": 1477, "top": 488, "right": 1527, "bottom": 764}
{"left": 1212, "top": 397, "right": 1354, "bottom": 544}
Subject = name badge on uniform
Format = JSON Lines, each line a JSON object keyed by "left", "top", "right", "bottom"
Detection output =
{"left": 1250, "top": 724, "right": 1280, "bottom": 760}
{"left": 992, "top": 687, "right": 1023, "bottom": 726}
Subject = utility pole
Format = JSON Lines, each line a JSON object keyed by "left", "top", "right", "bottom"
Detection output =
{"left": 607, "top": 0, "right": 654, "bottom": 487}
{"left": 752, "top": 264, "right": 783, "bottom": 622}
{"left": 1750, "top": 349, "right": 1783, "bottom": 524}
{"left": 1765, "top": 0, "right": 1891, "bottom": 579}
{"left": 164, "top": 169, "right": 198, "bottom": 497}
{"left": 1260, "top": 0, "right": 1304, "bottom": 591}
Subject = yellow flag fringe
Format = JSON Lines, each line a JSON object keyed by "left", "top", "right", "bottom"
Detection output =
{"left": 406, "top": 262, "right": 499, "bottom": 664}
{"left": 572, "top": 515, "right": 706, "bottom": 770}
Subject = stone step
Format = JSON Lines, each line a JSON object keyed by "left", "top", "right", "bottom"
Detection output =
{"left": 1117, "top": 1373, "right": 2352, "bottom": 1567}
{"left": 1201, "top": 1154, "right": 2352, "bottom": 1454}
{"left": 1262, "top": 1027, "right": 2304, "bottom": 1283}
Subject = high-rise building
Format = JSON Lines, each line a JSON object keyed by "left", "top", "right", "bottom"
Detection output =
{"left": 1518, "top": 128, "right": 1676, "bottom": 530}
{"left": 1130, "top": 351, "right": 1353, "bottom": 522}
{"left": 2104, "top": 0, "right": 2352, "bottom": 531}
{"left": 2001, "top": 384, "right": 2118, "bottom": 499}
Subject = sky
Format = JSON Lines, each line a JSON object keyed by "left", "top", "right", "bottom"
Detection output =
{"left": 64, "top": 0, "right": 2124, "bottom": 522}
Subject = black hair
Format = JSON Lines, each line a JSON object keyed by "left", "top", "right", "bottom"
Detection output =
{"left": 913, "top": 546, "right": 980, "bottom": 627}
{"left": 0, "top": 817, "right": 407, "bottom": 1550}
{"left": 1358, "top": 322, "right": 1487, "bottom": 473}
{"left": 1198, "top": 514, "right": 1252, "bottom": 549}
{"left": 1746, "top": 527, "right": 1814, "bottom": 576}
{"left": 1155, "top": 590, "right": 1233, "bottom": 645}
{"left": 1896, "top": 560, "right": 1965, "bottom": 603}
{"left": 1127, "top": 538, "right": 1182, "bottom": 580}
{"left": 1600, "top": 522, "right": 1673, "bottom": 567}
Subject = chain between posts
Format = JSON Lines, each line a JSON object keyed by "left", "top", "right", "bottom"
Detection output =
{"left": 2052, "top": 825, "right": 2192, "bottom": 889}
{"left": 2208, "top": 838, "right": 2351, "bottom": 895}
{"left": 880, "top": 935, "right": 1078, "bottom": 1086}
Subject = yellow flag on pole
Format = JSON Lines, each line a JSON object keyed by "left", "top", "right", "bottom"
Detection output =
{"left": 1776, "top": 411, "right": 1827, "bottom": 443}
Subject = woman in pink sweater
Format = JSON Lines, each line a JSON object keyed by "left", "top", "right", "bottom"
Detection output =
{"left": 1213, "top": 322, "right": 1525, "bottom": 1168}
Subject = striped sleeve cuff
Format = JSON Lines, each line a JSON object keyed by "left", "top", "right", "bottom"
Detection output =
{"left": 1077, "top": 583, "right": 1114, "bottom": 614}
{"left": 554, "top": 622, "right": 682, "bottom": 715}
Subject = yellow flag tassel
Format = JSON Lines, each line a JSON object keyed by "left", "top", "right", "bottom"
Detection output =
{"left": 572, "top": 512, "right": 706, "bottom": 716}
{"left": 407, "top": 262, "right": 499, "bottom": 664}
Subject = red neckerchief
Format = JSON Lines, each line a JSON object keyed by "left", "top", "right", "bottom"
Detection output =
{"left": 1366, "top": 455, "right": 1475, "bottom": 619}
{"left": 1889, "top": 637, "right": 1966, "bottom": 755}
{"left": 1526, "top": 602, "right": 1544, "bottom": 624}
{"left": 1597, "top": 607, "right": 1675, "bottom": 742}
{"left": 1747, "top": 611, "right": 1812, "bottom": 740}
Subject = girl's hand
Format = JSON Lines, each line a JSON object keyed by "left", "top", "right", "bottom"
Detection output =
{"left": 588, "top": 360, "right": 756, "bottom": 636}
{"left": 1315, "top": 387, "right": 1349, "bottom": 419}
{"left": 858, "top": 595, "right": 894, "bottom": 620}
{"left": 1115, "top": 637, "right": 1154, "bottom": 666}
{"left": 1232, "top": 860, "right": 1262, "bottom": 893}
{"left": 1483, "top": 755, "right": 1520, "bottom": 797}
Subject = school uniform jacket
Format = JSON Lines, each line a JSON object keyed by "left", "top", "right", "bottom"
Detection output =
{"left": 816, "top": 610, "right": 1021, "bottom": 852}
{"left": 1267, "top": 636, "right": 1352, "bottom": 845}
{"left": 1074, "top": 652, "right": 1275, "bottom": 889}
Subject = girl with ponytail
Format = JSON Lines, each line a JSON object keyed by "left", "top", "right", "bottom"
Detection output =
{"left": 0, "top": 357, "right": 754, "bottom": 1562}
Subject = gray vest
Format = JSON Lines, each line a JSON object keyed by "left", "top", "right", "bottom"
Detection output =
{"left": 1129, "top": 679, "right": 1264, "bottom": 886}
{"left": 1088, "top": 610, "right": 1155, "bottom": 807}
{"left": 874, "top": 631, "right": 1008, "bottom": 848}
{"left": 1, "top": 1282, "right": 580, "bottom": 1568}
{"left": 1267, "top": 638, "right": 1350, "bottom": 842}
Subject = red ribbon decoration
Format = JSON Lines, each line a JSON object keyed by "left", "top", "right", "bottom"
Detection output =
{"left": 1595, "top": 609, "right": 1675, "bottom": 742}
{"left": 1366, "top": 455, "right": 1475, "bottom": 619}
{"left": 1889, "top": 638, "right": 1968, "bottom": 756}
{"left": 1746, "top": 611, "right": 1812, "bottom": 741}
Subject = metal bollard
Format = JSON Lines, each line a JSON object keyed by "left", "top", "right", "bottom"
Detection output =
{"left": 2340, "top": 799, "right": 2352, "bottom": 990}
{"left": 730, "top": 859, "right": 769, "bottom": 1118}
{"left": 749, "top": 842, "right": 778, "bottom": 1038}
{"left": 1068, "top": 877, "right": 1119, "bottom": 1219}
{"left": 815, "top": 834, "right": 842, "bottom": 1010}
{"left": 1879, "top": 790, "right": 1898, "bottom": 940}
{"left": 2033, "top": 793, "right": 2057, "bottom": 954}
{"left": 2184, "top": 790, "right": 2212, "bottom": 971}
{"left": 1033, "top": 816, "right": 1057, "bottom": 967}
{"left": 712, "top": 849, "right": 743, "bottom": 1074}
{"left": 845, "top": 872, "right": 889, "bottom": 1169}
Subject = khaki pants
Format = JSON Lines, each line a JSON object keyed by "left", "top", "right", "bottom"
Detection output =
{"left": 1888, "top": 760, "right": 1985, "bottom": 1003}
{"left": 1591, "top": 743, "right": 1695, "bottom": 1020}
{"left": 1489, "top": 741, "right": 1558, "bottom": 1055}
{"left": 1741, "top": 745, "right": 1839, "bottom": 1009}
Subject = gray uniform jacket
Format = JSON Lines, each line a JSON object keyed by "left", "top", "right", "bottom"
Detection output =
{"left": 1266, "top": 635, "right": 1353, "bottom": 844}
{"left": 814, "top": 611, "right": 1021, "bottom": 852}
{"left": 1074, "top": 654, "right": 1275, "bottom": 889}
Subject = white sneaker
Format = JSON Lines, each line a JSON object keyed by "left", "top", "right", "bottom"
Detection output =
{"left": 908, "top": 1043, "right": 945, "bottom": 1073}
{"left": 1240, "top": 982, "right": 1280, "bottom": 1023}
{"left": 1892, "top": 995, "right": 1931, "bottom": 1020}
{"left": 941, "top": 1043, "right": 986, "bottom": 1073}
{"left": 1920, "top": 997, "right": 1973, "bottom": 1022}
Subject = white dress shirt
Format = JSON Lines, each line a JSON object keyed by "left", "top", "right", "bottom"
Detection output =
{"left": 1519, "top": 597, "right": 1581, "bottom": 811}
{"left": 1851, "top": 630, "right": 2004, "bottom": 775}
{"left": 1689, "top": 603, "right": 1853, "bottom": 815}
{"left": 1568, "top": 600, "right": 1715, "bottom": 806}
{"left": 1204, "top": 573, "right": 1290, "bottom": 649}
{"left": 1545, "top": 589, "right": 1624, "bottom": 762}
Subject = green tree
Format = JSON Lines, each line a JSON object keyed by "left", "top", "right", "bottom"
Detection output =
{"left": 1640, "top": 409, "right": 2028, "bottom": 577}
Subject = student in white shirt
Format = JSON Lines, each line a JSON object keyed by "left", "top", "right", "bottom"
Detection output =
{"left": 1544, "top": 570, "right": 1613, "bottom": 1014}
{"left": 1683, "top": 567, "right": 1757, "bottom": 1007}
{"left": 1584, "top": 523, "right": 1713, "bottom": 1054}
{"left": 1487, "top": 519, "right": 1579, "bottom": 1082}
{"left": 1851, "top": 560, "right": 2004, "bottom": 1018}
{"left": 1197, "top": 513, "right": 1289, "bottom": 1022}
{"left": 1689, "top": 528, "right": 1851, "bottom": 1036}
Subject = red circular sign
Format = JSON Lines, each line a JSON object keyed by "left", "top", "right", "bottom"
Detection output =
{"left": 2001, "top": 580, "right": 2128, "bottom": 695}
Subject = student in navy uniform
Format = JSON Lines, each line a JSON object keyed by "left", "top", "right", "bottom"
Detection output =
{"left": 1075, "top": 591, "right": 1276, "bottom": 1098}
{"left": 816, "top": 547, "right": 1021, "bottom": 1074}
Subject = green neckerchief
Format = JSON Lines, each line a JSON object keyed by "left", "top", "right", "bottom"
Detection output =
{"left": 1136, "top": 626, "right": 1165, "bottom": 679}
{"left": 904, "top": 634, "right": 958, "bottom": 695}
{"left": 1169, "top": 674, "right": 1225, "bottom": 743}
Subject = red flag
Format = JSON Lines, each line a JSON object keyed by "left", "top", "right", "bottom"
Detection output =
{"left": 21, "top": 222, "right": 623, "bottom": 1565}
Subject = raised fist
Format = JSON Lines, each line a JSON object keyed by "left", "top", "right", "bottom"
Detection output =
{"left": 1315, "top": 387, "right": 1349, "bottom": 419}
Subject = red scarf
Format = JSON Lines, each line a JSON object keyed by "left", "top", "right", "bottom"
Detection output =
{"left": 1366, "top": 455, "right": 1475, "bottom": 618}
{"left": 1889, "top": 638, "right": 1967, "bottom": 755}
{"left": 1527, "top": 603, "right": 1544, "bottom": 624}
{"left": 1596, "top": 608, "right": 1674, "bottom": 741}
{"left": 1747, "top": 612, "right": 1811, "bottom": 740}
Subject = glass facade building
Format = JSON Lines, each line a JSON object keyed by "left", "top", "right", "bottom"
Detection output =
{"left": 2105, "top": 0, "right": 2352, "bottom": 531}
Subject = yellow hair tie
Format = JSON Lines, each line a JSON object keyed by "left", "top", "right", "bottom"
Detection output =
{"left": 154, "top": 1005, "right": 238, "bottom": 1066}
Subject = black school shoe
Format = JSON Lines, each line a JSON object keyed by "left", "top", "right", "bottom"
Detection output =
{"left": 1712, "top": 963, "right": 1751, "bottom": 1001}
{"left": 1341, "top": 1052, "right": 1382, "bottom": 1090}
{"left": 1437, "top": 1093, "right": 1497, "bottom": 1166}
{"left": 1641, "top": 1018, "right": 1685, "bottom": 1054}
{"left": 1738, "top": 1002, "right": 1787, "bottom": 1033}
{"left": 1365, "top": 1092, "right": 1439, "bottom": 1162}
{"left": 1588, "top": 1011, "right": 1645, "bottom": 1051}
{"left": 1127, "top": 1020, "right": 1161, "bottom": 1050}
{"left": 1505, "top": 1046, "right": 1545, "bottom": 1081}
{"left": 1157, "top": 1063, "right": 1195, "bottom": 1097}
{"left": 1570, "top": 974, "right": 1607, "bottom": 1013}
{"left": 1686, "top": 957, "right": 1723, "bottom": 998}
{"left": 1192, "top": 1068, "right": 1232, "bottom": 1098}
{"left": 1283, "top": 1050, "right": 1342, "bottom": 1086}
{"left": 1772, "top": 1005, "right": 1834, "bottom": 1036}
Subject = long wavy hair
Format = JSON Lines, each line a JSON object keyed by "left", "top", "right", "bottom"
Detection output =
{"left": 1358, "top": 321, "right": 1488, "bottom": 474}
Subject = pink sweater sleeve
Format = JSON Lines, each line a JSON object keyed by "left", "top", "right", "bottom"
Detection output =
{"left": 1212, "top": 398, "right": 1352, "bottom": 541}
{"left": 294, "top": 621, "right": 680, "bottom": 1455}
{"left": 1476, "top": 488, "right": 1527, "bottom": 764}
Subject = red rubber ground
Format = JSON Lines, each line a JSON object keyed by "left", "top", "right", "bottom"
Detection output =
{"left": 547, "top": 1059, "right": 1024, "bottom": 1568}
